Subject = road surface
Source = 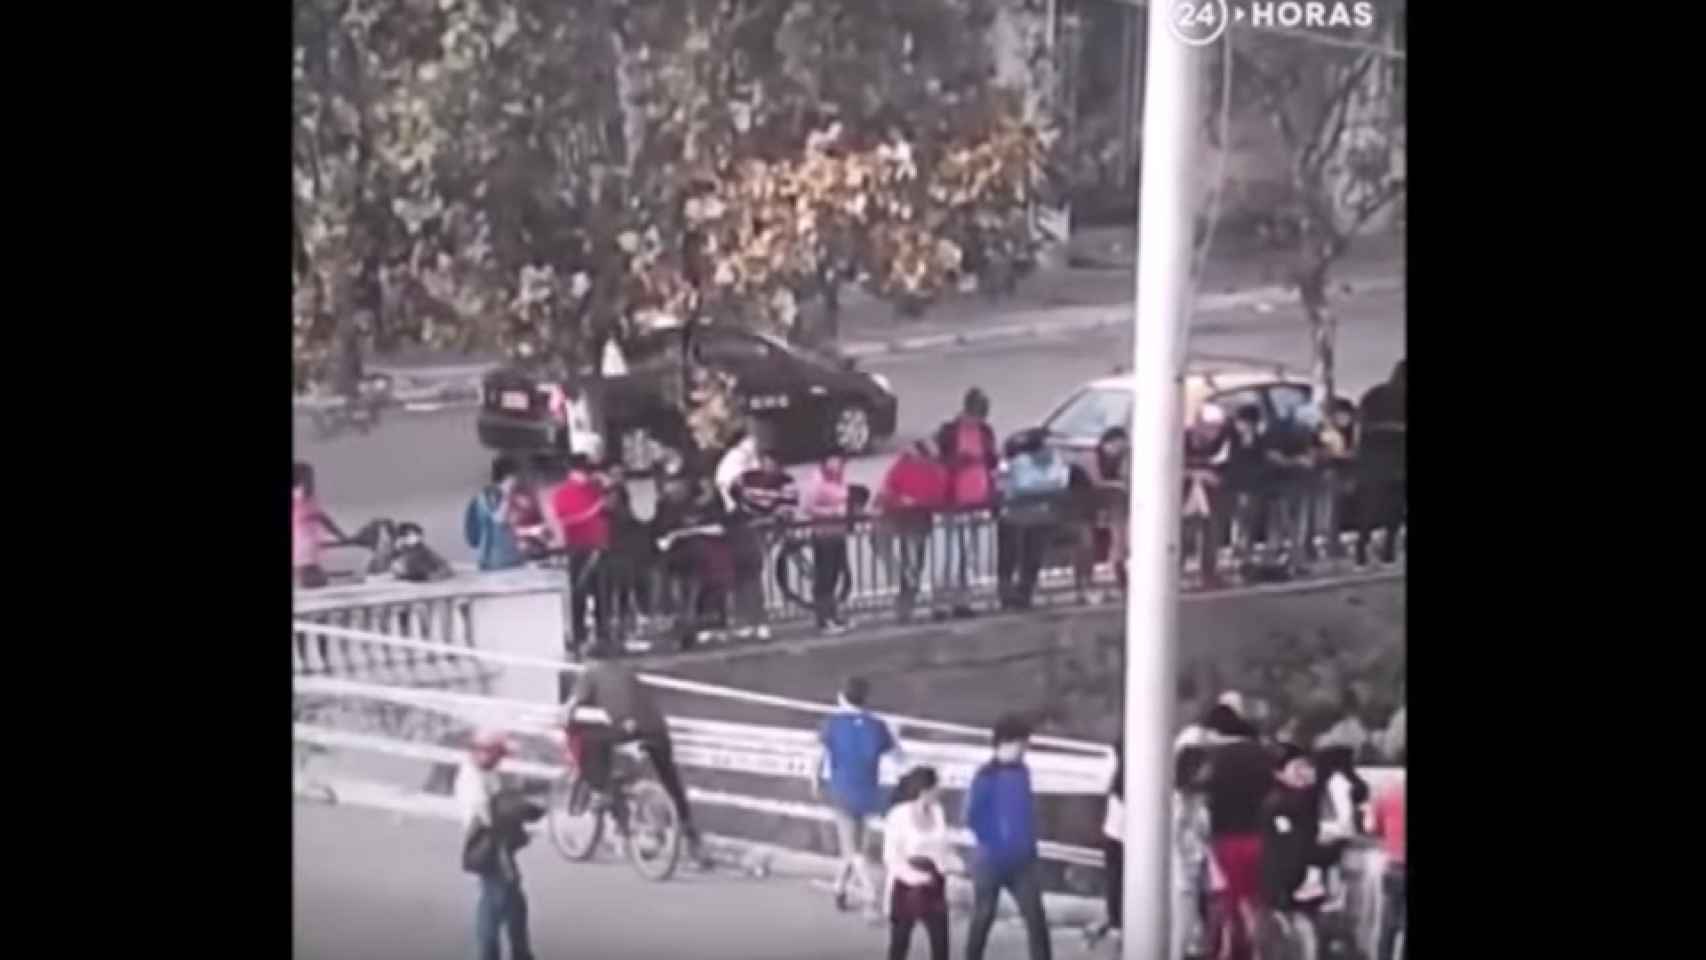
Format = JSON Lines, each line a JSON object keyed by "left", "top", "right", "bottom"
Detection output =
{"left": 295, "top": 290, "right": 1404, "bottom": 566}
{"left": 294, "top": 801, "right": 1086, "bottom": 960}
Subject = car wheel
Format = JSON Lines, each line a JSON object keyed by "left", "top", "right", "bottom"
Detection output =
{"left": 829, "top": 403, "right": 873, "bottom": 456}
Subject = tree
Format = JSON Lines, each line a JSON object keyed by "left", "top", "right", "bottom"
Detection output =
{"left": 291, "top": 0, "right": 1067, "bottom": 443}
{"left": 1222, "top": 3, "right": 1406, "bottom": 403}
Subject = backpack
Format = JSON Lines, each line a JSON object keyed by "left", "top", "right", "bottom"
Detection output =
{"left": 463, "top": 492, "right": 493, "bottom": 550}
{"left": 950, "top": 418, "right": 992, "bottom": 507}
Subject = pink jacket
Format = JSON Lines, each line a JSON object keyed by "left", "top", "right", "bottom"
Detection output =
{"left": 803, "top": 470, "right": 850, "bottom": 520}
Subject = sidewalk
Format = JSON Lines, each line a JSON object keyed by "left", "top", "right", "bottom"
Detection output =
{"left": 304, "top": 234, "right": 1403, "bottom": 411}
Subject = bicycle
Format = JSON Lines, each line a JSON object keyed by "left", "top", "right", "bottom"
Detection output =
{"left": 770, "top": 523, "right": 855, "bottom": 613}
{"left": 544, "top": 723, "right": 683, "bottom": 882}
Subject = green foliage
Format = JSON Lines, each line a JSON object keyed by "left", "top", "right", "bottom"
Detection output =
{"left": 292, "top": 0, "right": 1066, "bottom": 392}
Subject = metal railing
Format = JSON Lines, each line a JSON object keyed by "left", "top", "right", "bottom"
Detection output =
{"left": 546, "top": 496, "right": 1405, "bottom": 652}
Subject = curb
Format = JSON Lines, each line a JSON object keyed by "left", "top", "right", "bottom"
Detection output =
{"left": 293, "top": 275, "right": 1401, "bottom": 415}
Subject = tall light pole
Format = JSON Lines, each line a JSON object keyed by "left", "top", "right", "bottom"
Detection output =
{"left": 1121, "top": 3, "right": 1201, "bottom": 959}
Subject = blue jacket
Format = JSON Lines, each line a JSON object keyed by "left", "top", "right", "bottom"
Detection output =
{"left": 464, "top": 487, "right": 525, "bottom": 572}
{"left": 963, "top": 759, "right": 1039, "bottom": 876}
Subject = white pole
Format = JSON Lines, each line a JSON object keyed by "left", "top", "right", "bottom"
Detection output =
{"left": 1122, "top": 4, "right": 1201, "bottom": 959}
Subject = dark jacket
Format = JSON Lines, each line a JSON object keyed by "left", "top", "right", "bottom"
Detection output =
{"left": 1206, "top": 738, "right": 1273, "bottom": 836}
{"left": 1260, "top": 784, "right": 1322, "bottom": 911}
{"left": 964, "top": 759, "right": 1039, "bottom": 876}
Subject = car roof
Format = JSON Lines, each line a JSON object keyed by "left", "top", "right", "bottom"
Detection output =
{"left": 1083, "top": 355, "right": 1305, "bottom": 394}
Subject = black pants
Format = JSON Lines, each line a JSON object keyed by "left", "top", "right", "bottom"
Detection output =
{"left": 888, "top": 905, "right": 949, "bottom": 960}
{"left": 567, "top": 549, "right": 609, "bottom": 652}
{"left": 579, "top": 727, "right": 697, "bottom": 834}
{"left": 997, "top": 522, "right": 1051, "bottom": 608}
{"left": 1103, "top": 837, "right": 1124, "bottom": 930}
{"left": 966, "top": 860, "right": 1052, "bottom": 960}
{"left": 811, "top": 534, "right": 848, "bottom": 627}
{"left": 1356, "top": 466, "right": 1406, "bottom": 564}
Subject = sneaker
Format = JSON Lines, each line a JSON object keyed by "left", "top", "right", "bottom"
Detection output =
{"left": 1295, "top": 867, "right": 1327, "bottom": 901}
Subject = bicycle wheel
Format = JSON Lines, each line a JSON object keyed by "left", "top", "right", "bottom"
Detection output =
{"left": 546, "top": 773, "right": 603, "bottom": 862}
{"left": 771, "top": 538, "right": 854, "bottom": 611}
{"left": 623, "top": 778, "right": 682, "bottom": 882}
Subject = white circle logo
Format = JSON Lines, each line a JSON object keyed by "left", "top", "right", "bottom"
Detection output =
{"left": 1167, "top": 0, "right": 1231, "bottom": 47}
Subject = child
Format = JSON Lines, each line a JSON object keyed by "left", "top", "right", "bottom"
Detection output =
{"left": 390, "top": 522, "right": 455, "bottom": 582}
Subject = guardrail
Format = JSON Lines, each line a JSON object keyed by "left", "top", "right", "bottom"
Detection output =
{"left": 291, "top": 619, "right": 1402, "bottom": 956}
{"left": 548, "top": 501, "right": 1405, "bottom": 653}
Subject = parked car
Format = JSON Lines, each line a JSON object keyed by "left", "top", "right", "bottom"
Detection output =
{"left": 1022, "top": 355, "right": 1322, "bottom": 476}
{"left": 476, "top": 322, "right": 899, "bottom": 471}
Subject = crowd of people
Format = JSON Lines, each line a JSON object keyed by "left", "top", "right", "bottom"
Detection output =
{"left": 452, "top": 664, "right": 1405, "bottom": 960}
{"left": 293, "top": 357, "right": 1406, "bottom": 657}
{"left": 1088, "top": 694, "right": 1408, "bottom": 960}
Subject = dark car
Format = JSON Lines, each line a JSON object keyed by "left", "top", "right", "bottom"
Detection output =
{"left": 477, "top": 322, "right": 899, "bottom": 471}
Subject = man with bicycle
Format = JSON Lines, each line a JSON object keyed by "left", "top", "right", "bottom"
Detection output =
{"left": 558, "top": 655, "right": 709, "bottom": 866}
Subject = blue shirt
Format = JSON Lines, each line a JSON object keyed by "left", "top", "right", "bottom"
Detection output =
{"left": 819, "top": 711, "right": 895, "bottom": 817}
{"left": 964, "top": 760, "right": 1039, "bottom": 876}
{"left": 465, "top": 487, "right": 525, "bottom": 572}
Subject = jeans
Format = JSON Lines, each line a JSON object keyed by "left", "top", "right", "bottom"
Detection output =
{"left": 1378, "top": 864, "right": 1406, "bottom": 960}
{"left": 1265, "top": 481, "right": 1313, "bottom": 569}
{"left": 1312, "top": 466, "right": 1353, "bottom": 558}
{"left": 1181, "top": 487, "right": 1232, "bottom": 582}
{"left": 892, "top": 526, "right": 929, "bottom": 620}
{"left": 474, "top": 874, "right": 533, "bottom": 960}
{"left": 812, "top": 534, "right": 848, "bottom": 627}
{"left": 966, "top": 859, "right": 1052, "bottom": 960}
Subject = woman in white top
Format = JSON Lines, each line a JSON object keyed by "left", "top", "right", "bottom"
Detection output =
{"left": 882, "top": 766, "right": 959, "bottom": 960}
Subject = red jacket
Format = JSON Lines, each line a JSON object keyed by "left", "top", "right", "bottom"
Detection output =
{"left": 882, "top": 452, "right": 949, "bottom": 513}
{"left": 552, "top": 476, "right": 610, "bottom": 550}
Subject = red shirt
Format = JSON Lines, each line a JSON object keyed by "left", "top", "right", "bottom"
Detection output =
{"left": 882, "top": 452, "right": 949, "bottom": 512}
{"left": 1373, "top": 780, "right": 1405, "bottom": 865}
{"left": 552, "top": 475, "right": 610, "bottom": 550}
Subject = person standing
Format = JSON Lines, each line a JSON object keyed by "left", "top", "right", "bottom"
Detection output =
{"left": 1086, "top": 741, "right": 1126, "bottom": 947}
{"left": 801, "top": 454, "right": 854, "bottom": 634}
{"left": 813, "top": 676, "right": 904, "bottom": 921}
{"left": 292, "top": 462, "right": 348, "bottom": 589}
{"left": 964, "top": 714, "right": 1051, "bottom": 960}
{"left": 1093, "top": 427, "right": 1131, "bottom": 593}
{"left": 996, "top": 430, "right": 1070, "bottom": 610}
{"left": 882, "top": 766, "right": 959, "bottom": 960}
{"left": 457, "top": 728, "right": 543, "bottom": 960}
{"left": 936, "top": 388, "right": 999, "bottom": 617}
{"left": 1355, "top": 360, "right": 1407, "bottom": 566}
{"left": 600, "top": 463, "right": 654, "bottom": 644}
{"left": 1313, "top": 398, "right": 1359, "bottom": 561}
{"left": 1222, "top": 406, "right": 1269, "bottom": 570}
{"left": 1372, "top": 768, "right": 1406, "bottom": 960}
{"left": 465, "top": 456, "right": 527, "bottom": 572}
{"left": 1183, "top": 406, "right": 1232, "bottom": 586}
{"left": 1261, "top": 406, "right": 1320, "bottom": 577}
{"left": 552, "top": 455, "right": 611, "bottom": 659}
{"left": 876, "top": 440, "right": 949, "bottom": 622}
{"left": 1260, "top": 745, "right": 1328, "bottom": 960}
{"left": 1204, "top": 704, "right": 1271, "bottom": 960}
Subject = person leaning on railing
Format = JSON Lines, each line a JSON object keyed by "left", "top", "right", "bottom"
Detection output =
{"left": 727, "top": 444, "right": 799, "bottom": 642}
{"left": 1354, "top": 360, "right": 1406, "bottom": 567}
{"left": 935, "top": 388, "right": 999, "bottom": 618}
{"left": 995, "top": 429, "right": 1070, "bottom": 612}
{"left": 801, "top": 455, "right": 855, "bottom": 634}
{"left": 1183, "top": 406, "right": 1233, "bottom": 587}
{"left": 875, "top": 440, "right": 950, "bottom": 623}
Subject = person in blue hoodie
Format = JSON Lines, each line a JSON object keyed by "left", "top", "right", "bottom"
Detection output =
{"left": 963, "top": 713, "right": 1051, "bottom": 960}
{"left": 464, "top": 456, "right": 527, "bottom": 572}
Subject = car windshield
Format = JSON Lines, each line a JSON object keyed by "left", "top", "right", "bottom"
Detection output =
{"left": 755, "top": 332, "right": 827, "bottom": 366}
{"left": 1044, "top": 387, "right": 1132, "bottom": 440}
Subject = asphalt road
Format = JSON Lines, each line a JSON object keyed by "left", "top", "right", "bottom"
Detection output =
{"left": 293, "top": 801, "right": 1078, "bottom": 960}
{"left": 295, "top": 289, "right": 1404, "bottom": 567}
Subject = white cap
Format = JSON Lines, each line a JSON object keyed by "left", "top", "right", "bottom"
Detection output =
{"left": 1217, "top": 691, "right": 1246, "bottom": 715}
{"left": 1199, "top": 404, "right": 1227, "bottom": 426}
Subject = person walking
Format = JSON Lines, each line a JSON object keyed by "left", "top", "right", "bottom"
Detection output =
{"left": 813, "top": 676, "right": 904, "bottom": 921}
{"left": 882, "top": 766, "right": 959, "bottom": 960}
{"left": 1355, "top": 360, "right": 1407, "bottom": 566}
{"left": 465, "top": 456, "right": 528, "bottom": 572}
{"left": 801, "top": 454, "right": 854, "bottom": 634}
{"left": 457, "top": 728, "right": 544, "bottom": 960}
{"left": 292, "top": 461, "right": 348, "bottom": 589}
{"left": 936, "top": 388, "right": 999, "bottom": 617}
{"left": 552, "top": 454, "right": 612, "bottom": 659}
{"left": 964, "top": 713, "right": 1051, "bottom": 960}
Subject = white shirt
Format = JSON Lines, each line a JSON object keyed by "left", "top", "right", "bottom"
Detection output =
{"left": 1103, "top": 793, "right": 1125, "bottom": 842}
{"left": 455, "top": 758, "right": 500, "bottom": 830}
{"left": 715, "top": 442, "right": 759, "bottom": 512}
{"left": 883, "top": 800, "right": 953, "bottom": 888}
